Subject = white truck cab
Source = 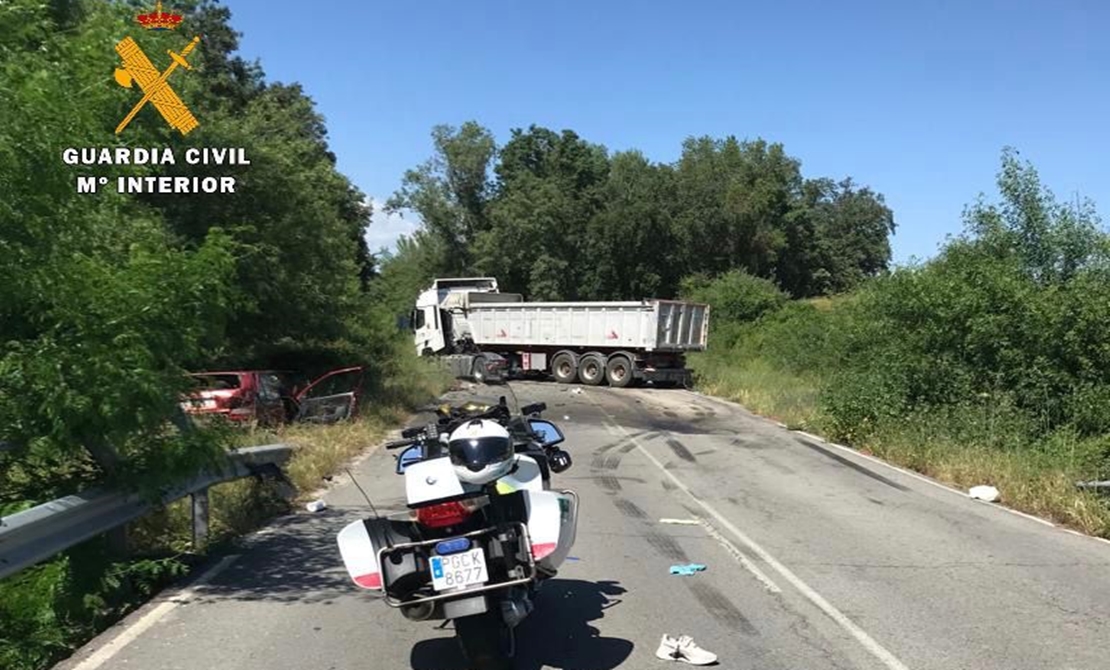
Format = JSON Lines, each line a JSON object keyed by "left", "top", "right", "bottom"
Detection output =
{"left": 412, "top": 277, "right": 501, "bottom": 356}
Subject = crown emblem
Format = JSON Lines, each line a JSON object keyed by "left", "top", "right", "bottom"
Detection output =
{"left": 136, "top": 1, "right": 183, "bottom": 31}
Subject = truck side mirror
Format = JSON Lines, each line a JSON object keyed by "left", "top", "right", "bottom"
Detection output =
{"left": 398, "top": 312, "right": 413, "bottom": 331}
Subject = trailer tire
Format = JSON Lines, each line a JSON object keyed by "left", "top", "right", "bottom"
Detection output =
{"left": 471, "top": 356, "right": 490, "bottom": 383}
{"left": 552, "top": 352, "right": 578, "bottom": 384}
{"left": 578, "top": 354, "right": 605, "bottom": 386}
{"left": 605, "top": 355, "right": 634, "bottom": 388}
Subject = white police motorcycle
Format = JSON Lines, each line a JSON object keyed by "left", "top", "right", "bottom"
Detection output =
{"left": 336, "top": 391, "right": 578, "bottom": 670}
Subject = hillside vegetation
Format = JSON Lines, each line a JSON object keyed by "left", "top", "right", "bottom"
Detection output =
{"left": 688, "top": 150, "right": 1110, "bottom": 535}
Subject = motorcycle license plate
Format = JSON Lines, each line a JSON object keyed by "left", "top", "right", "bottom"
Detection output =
{"left": 430, "top": 548, "right": 488, "bottom": 591}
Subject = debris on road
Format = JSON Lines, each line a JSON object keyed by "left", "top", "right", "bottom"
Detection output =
{"left": 571, "top": 387, "right": 583, "bottom": 395}
{"left": 656, "top": 634, "right": 718, "bottom": 665}
{"left": 659, "top": 518, "right": 700, "bottom": 525}
{"left": 968, "top": 485, "right": 1000, "bottom": 502}
{"left": 305, "top": 499, "right": 328, "bottom": 512}
{"left": 669, "top": 563, "right": 707, "bottom": 576}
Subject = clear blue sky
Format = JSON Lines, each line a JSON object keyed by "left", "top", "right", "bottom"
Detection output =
{"left": 224, "top": 0, "right": 1108, "bottom": 265}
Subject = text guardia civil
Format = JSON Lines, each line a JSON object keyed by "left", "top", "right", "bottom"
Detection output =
{"left": 63, "top": 147, "right": 250, "bottom": 194}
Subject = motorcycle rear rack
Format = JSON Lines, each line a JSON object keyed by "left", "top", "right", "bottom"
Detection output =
{"left": 377, "top": 522, "right": 537, "bottom": 608}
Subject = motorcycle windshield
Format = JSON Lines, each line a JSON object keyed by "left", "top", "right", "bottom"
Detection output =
{"left": 465, "top": 379, "right": 534, "bottom": 442}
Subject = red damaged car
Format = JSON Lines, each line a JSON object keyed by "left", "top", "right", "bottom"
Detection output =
{"left": 181, "top": 367, "right": 366, "bottom": 426}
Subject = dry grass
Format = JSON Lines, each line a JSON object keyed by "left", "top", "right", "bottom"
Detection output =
{"left": 866, "top": 431, "right": 1110, "bottom": 536}
{"left": 691, "top": 355, "right": 823, "bottom": 430}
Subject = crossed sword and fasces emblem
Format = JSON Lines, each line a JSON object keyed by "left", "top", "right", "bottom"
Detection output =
{"left": 113, "top": 35, "right": 201, "bottom": 135}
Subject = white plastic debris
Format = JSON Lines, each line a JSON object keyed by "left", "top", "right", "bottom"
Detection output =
{"left": 659, "top": 518, "right": 701, "bottom": 526}
{"left": 571, "top": 387, "right": 583, "bottom": 395}
{"left": 563, "top": 415, "right": 570, "bottom": 421}
{"left": 968, "top": 485, "right": 1000, "bottom": 502}
{"left": 305, "top": 499, "right": 328, "bottom": 513}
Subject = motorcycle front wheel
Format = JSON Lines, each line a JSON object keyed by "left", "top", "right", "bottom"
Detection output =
{"left": 455, "top": 611, "right": 513, "bottom": 670}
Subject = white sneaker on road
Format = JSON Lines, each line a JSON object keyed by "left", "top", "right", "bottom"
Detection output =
{"left": 655, "top": 634, "right": 718, "bottom": 665}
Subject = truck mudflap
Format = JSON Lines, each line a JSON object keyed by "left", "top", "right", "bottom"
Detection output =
{"left": 525, "top": 489, "right": 579, "bottom": 572}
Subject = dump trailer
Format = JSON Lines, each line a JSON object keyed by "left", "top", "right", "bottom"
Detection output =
{"left": 409, "top": 277, "right": 710, "bottom": 387}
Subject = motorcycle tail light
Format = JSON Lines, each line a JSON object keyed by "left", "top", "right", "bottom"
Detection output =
{"left": 416, "top": 499, "right": 482, "bottom": 528}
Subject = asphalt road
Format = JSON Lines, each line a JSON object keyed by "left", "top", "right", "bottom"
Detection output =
{"left": 58, "top": 382, "right": 1110, "bottom": 670}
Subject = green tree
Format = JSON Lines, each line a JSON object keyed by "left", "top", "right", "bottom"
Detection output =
{"left": 672, "top": 137, "right": 801, "bottom": 279}
{"left": 581, "top": 151, "right": 681, "bottom": 299}
{"left": 386, "top": 122, "right": 496, "bottom": 275}
{"left": 779, "top": 177, "right": 896, "bottom": 296}
{"left": 481, "top": 125, "right": 609, "bottom": 299}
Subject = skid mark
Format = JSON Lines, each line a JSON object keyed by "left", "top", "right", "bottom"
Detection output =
{"left": 613, "top": 498, "right": 648, "bottom": 519}
{"left": 756, "top": 454, "right": 797, "bottom": 476}
{"left": 591, "top": 439, "right": 633, "bottom": 471}
{"left": 666, "top": 438, "right": 697, "bottom": 463}
{"left": 595, "top": 474, "right": 622, "bottom": 493}
{"left": 795, "top": 438, "right": 909, "bottom": 492}
{"left": 688, "top": 581, "right": 758, "bottom": 635}
{"left": 730, "top": 435, "right": 769, "bottom": 450}
{"left": 645, "top": 531, "right": 689, "bottom": 562}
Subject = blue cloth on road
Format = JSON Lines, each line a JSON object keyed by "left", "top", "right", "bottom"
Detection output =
{"left": 669, "top": 563, "right": 707, "bottom": 575}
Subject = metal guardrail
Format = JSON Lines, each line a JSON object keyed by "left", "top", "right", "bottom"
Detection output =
{"left": 1077, "top": 480, "right": 1110, "bottom": 491}
{"left": 0, "top": 444, "right": 293, "bottom": 581}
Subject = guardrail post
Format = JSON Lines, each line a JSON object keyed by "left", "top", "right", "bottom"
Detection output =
{"left": 107, "top": 526, "right": 130, "bottom": 555}
{"left": 191, "top": 488, "right": 210, "bottom": 552}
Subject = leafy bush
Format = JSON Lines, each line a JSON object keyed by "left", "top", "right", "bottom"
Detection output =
{"left": 822, "top": 149, "right": 1110, "bottom": 442}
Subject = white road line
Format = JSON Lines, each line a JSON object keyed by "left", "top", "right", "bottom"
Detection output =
{"left": 588, "top": 393, "right": 913, "bottom": 670}
{"left": 72, "top": 554, "right": 241, "bottom": 670}
{"left": 696, "top": 516, "right": 782, "bottom": 594}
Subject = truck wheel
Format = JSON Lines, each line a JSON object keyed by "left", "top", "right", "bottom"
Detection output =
{"left": 471, "top": 356, "right": 490, "bottom": 383}
{"left": 552, "top": 352, "right": 578, "bottom": 384}
{"left": 578, "top": 354, "right": 605, "bottom": 386}
{"left": 605, "top": 355, "right": 634, "bottom": 388}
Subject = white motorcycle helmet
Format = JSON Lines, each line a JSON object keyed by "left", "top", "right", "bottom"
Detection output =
{"left": 447, "top": 419, "right": 514, "bottom": 485}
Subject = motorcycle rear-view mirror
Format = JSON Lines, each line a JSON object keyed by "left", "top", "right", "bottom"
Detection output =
{"left": 395, "top": 445, "right": 423, "bottom": 474}
{"left": 528, "top": 419, "right": 565, "bottom": 447}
